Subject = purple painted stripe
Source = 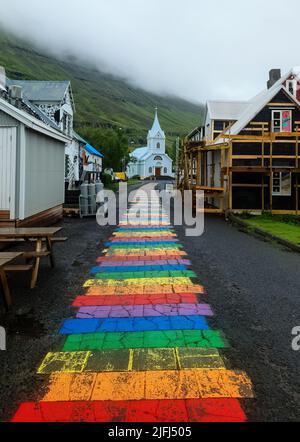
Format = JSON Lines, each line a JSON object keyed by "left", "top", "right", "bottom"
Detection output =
{"left": 98, "top": 259, "right": 191, "bottom": 267}
{"left": 76, "top": 303, "right": 213, "bottom": 319}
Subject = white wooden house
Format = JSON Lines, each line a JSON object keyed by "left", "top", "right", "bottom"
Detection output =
{"left": 3, "top": 68, "right": 103, "bottom": 191}
{"left": 0, "top": 87, "right": 69, "bottom": 226}
{"left": 6, "top": 77, "right": 78, "bottom": 186}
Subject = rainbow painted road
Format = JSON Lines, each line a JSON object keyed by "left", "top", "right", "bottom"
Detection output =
{"left": 11, "top": 185, "right": 254, "bottom": 422}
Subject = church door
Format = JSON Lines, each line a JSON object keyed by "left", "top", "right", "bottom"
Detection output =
{"left": 155, "top": 167, "right": 161, "bottom": 177}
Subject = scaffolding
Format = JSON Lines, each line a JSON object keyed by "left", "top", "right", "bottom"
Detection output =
{"left": 179, "top": 124, "right": 300, "bottom": 215}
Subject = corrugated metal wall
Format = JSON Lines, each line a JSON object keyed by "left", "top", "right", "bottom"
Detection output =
{"left": 0, "top": 110, "right": 18, "bottom": 126}
{"left": 24, "top": 129, "right": 65, "bottom": 219}
{"left": 0, "top": 127, "right": 17, "bottom": 217}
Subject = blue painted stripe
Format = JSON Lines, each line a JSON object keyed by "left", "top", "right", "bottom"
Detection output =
{"left": 59, "top": 315, "right": 209, "bottom": 334}
{"left": 90, "top": 264, "right": 188, "bottom": 274}
{"left": 107, "top": 240, "right": 178, "bottom": 246}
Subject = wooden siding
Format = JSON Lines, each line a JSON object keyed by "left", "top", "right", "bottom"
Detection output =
{"left": 0, "top": 205, "right": 63, "bottom": 228}
{"left": 16, "top": 205, "right": 63, "bottom": 227}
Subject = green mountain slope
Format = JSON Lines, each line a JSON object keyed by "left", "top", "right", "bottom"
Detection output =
{"left": 0, "top": 29, "right": 204, "bottom": 145}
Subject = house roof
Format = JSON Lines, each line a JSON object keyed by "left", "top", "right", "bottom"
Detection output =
{"left": 73, "top": 130, "right": 88, "bottom": 144}
{"left": 148, "top": 109, "right": 165, "bottom": 138}
{"left": 84, "top": 143, "right": 104, "bottom": 158}
{"left": 217, "top": 84, "right": 300, "bottom": 141}
{"left": 207, "top": 100, "right": 249, "bottom": 121}
{"left": 22, "top": 96, "right": 61, "bottom": 130}
{"left": 0, "top": 95, "right": 70, "bottom": 143}
{"left": 6, "top": 79, "right": 71, "bottom": 102}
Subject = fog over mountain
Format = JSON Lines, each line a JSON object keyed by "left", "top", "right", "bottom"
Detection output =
{"left": 0, "top": 0, "right": 300, "bottom": 102}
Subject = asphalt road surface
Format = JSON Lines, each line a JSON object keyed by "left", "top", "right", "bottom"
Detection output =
{"left": 175, "top": 215, "right": 300, "bottom": 422}
{"left": 0, "top": 182, "right": 300, "bottom": 421}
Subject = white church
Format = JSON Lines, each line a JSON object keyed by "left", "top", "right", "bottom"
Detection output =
{"left": 126, "top": 109, "right": 173, "bottom": 179}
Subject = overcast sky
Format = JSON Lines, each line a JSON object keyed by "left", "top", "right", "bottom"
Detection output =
{"left": 0, "top": 0, "right": 299, "bottom": 103}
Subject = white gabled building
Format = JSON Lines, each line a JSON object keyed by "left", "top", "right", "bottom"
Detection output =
{"left": 0, "top": 88, "right": 69, "bottom": 226}
{"left": 126, "top": 110, "right": 173, "bottom": 179}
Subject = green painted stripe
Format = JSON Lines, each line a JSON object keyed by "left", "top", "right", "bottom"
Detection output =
{"left": 62, "top": 330, "right": 227, "bottom": 351}
{"left": 94, "top": 270, "right": 197, "bottom": 280}
{"left": 37, "top": 348, "right": 226, "bottom": 374}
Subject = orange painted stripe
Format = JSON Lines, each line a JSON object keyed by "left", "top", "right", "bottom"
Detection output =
{"left": 41, "top": 369, "right": 253, "bottom": 402}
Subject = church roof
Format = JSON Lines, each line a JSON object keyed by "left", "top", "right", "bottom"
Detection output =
{"left": 130, "top": 147, "right": 149, "bottom": 160}
{"left": 148, "top": 109, "right": 165, "bottom": 138}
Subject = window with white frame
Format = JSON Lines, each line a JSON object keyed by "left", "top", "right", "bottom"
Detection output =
{"left": 272, "top": 110, "right": 292, "bottom": 133}
{"left": 287, "top": 80, "right": 297, "bottom": 97}
{"left": 272, "top": 172, "right": 292, "bottom": 196}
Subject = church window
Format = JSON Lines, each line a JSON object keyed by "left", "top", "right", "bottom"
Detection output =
{"left": 149, "top": 167, "right": 152, "bottom": 174}
{"left": 154, "top": 156, "right": 162, "bottom": 161}
{"left": 164, "top": 167, "right": 167, "bottom": 173}
{"left": 157, "top": 142, "right": 160, "bottom": 149}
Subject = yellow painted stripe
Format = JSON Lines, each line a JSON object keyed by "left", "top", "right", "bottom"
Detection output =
{"left": 83, "top": 277, "right": 194, "bottom": 288}
{"left": 42, "top": 369, "right": 253, "bottom": 402}
{"left": 37, "top": 348, "right": 226, "bottom": 374}
{"left": 84, "top": 284, "right": 205, "bottom": 296}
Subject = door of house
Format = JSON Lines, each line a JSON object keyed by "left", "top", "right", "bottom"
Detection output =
{"left": 155, "top": 167, "right": 161, "bottom": 177}
{"left": 0, "top": 127, "right": 17, "bottom": 219}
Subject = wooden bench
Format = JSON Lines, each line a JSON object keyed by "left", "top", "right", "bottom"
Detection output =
{"left": 50, "top": 237, "right": 68, "bottom": 243}
{"left": 4, "top": 264, "right": 33, "bottom": 272}
{"left": 0, "top": 238, "right": 26, "bottom": 243}
{"left": 28, "top": 237, "right": 68, "bottom": 244}
{"left": 0, "top": 252, "right": 23, "bottom": 309}
{"left": 0, "top": 227, "right": 63, "bottom": 289}
{"left": 23, "top": 251, "right": 50, "bottom": 259}
{"left": 4, "top": 264, "right": 34, "bottom": 289}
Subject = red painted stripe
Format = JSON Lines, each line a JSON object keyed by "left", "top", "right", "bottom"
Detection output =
{"left": 72, "top": 293, "right": 198, "bottom": 307}
{"left": 11, "top": 399, "right": 247, "bottom": 422}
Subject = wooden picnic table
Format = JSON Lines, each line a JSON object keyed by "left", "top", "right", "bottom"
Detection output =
{"left": 0, "top": 227, "right": 62, "bottom": 289}
{"left": 0, "top": 252, "right": 23, "bottom": 309}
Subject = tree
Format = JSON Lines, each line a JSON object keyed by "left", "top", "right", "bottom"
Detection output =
{"left": 78, "top": 127, "right": 130, "bottom": 171}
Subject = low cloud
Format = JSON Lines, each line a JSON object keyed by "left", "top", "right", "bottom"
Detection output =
{"left": 0, "top": 0, "right": 299, "bottom": 103}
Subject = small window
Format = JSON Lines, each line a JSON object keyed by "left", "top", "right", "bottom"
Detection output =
{"left": 287, "top": 80, "right": 297, "bottom": 97}
{"left": 164, "top": 167, "right": 167, "bottom": 173}
{"left": 272, "top": 110, "right": 292, "bottom": 133}
{"left": 154, "top": 155, "right": 162, "bottom": 161}
{"left": 157, "top": 142, "right": 160, "bottom": 149}
{"left": 149, "top": 167, "right": 152, "bottom": 174}
{"left": 272, "top": 172, "right": 292, "bottom": 196}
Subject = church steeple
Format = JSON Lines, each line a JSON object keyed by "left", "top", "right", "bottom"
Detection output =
{"left": 148, "top": 108, "right": 165, "bottom": 139}
{"left": 147, "top": 108, "right": 166, "bottom": 153}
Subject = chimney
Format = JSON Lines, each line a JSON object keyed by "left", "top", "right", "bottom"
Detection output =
{"left": 9, "top": 85, "right": 23, "bottom": 100}
{"left": 267, "top": 69, "right": 281, "bottom": 89}
{"left": 0, "top": 66, "right": 6, "bottom": 90}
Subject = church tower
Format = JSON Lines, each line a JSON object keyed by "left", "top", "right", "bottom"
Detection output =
{"left": 147, "top": 108, "right": 166, "bottom": 153}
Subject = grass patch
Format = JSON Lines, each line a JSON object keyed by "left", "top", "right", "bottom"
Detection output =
{"left": 244, "top": 214, "right": 300, "bottom": 245}
{"left": 127, "top": 179, "right": 141, "bottom": 186}
{"left": 105, "top": 182, "right": 119, "bottom": 193}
